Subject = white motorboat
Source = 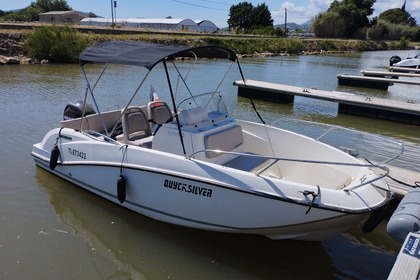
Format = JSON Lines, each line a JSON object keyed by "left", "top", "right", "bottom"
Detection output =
{"left": 390, "top": 47, "right": 420, "bottom": 68}
{"left": 32, "top": 41, "right": 393, "bottom": 241}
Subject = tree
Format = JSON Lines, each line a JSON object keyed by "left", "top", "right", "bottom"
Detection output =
{"left": 312, "top": 0, "right": 375, "bottom": 38}
{"left": 1, "top": 0, "right": 71, "bottom": 21}
{"left": 2, "top": 6, "right": 43, "bottom": 21}
{"left": 250, "top": 3, "right": 273, "bottom": 28}
{"left": 30, "top": 0, "right": 71, "bottom": 12}
{"left": 312, "top": 12, "right": 348, "bottom": 38}
{"left": 228, "top": 2, "right": 273, "bottom": 31}
{"left": 228, "top": 2, "right": 254, "bottom": 30}
{"left": 378, "top": 1, "right": 416, "bottom": 27}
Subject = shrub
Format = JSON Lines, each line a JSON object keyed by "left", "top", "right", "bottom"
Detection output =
{"left": 318, "top": 39, "right": 337, "bottom": 50}
{"left": 24, "top": 25, "right": 89, "bottom": 63}
{"left": 368, "top": 21, "right": 419, "bottom": 41}
{"left": 248, "top": 27, "right": 285, "bottom": 37}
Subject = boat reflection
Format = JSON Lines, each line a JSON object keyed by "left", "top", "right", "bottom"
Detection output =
{"left": 36, "top": 167, "right": 338, "bottom": 279}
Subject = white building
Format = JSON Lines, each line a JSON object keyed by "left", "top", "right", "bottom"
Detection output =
{"left": 39, "top": 11, "right": 87, "bottom": 24}
{"left": 194, "top": 20, "right": 218, "bottom": 33}
{"left": 79, "top": 17, "right": 126, "bottom": 27}
{"left": 79, "top": 17, "right": 218, "bottom": 32}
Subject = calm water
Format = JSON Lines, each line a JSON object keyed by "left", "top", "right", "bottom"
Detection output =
{"left": 0, "top": 50, "right": 419, "bottom": 279}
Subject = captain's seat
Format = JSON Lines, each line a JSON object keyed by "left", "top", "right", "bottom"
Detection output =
{"left": 147, "top": 100, "right": 173, "bottom": 134}
{"left": 120, "top": 107, "right": 152, "bottom": 147}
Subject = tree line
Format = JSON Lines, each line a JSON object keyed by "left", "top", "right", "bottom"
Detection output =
{"left": 312, "top": 0, "right": 418, "bottom": 40}
{"left": 1, "top": 0, "right": 419, "bottom": 41}
{"left": 228, "top": 1, "right": 419, "bottom": 41}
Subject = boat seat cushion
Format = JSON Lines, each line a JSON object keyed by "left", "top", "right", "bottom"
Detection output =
{"left": 147, "top": 100, "right": 173, "bottom": 124}
{"left": 283, "top": 163, "right": 353, "bottom": 189}
{"left": 204, "top": 125, "right": 243, "bottom": 158}
{"left": 223, "top": 154, "right": 271, "bottom": 173}
{"left": 120, "top": 107, "right": 152, "bottom": 146}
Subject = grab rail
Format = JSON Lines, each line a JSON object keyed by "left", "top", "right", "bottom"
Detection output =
{"left": 270, "top": 118, "right": 404, "bottom": 165}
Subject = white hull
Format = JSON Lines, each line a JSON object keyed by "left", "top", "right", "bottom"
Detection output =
{"left": 394, "top": 59, "right": 420, "bottom": 68}
{"left": 32, "top": 122, "right": 390, "bottom": 241}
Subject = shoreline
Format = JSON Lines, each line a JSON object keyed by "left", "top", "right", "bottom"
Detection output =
{"left": 0, "top": 23, "right": 408, "bottom": 65}
{"left": 0, "top": 33, "right": 29, "bottom": 64}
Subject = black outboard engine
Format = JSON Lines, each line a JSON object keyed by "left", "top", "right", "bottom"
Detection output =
{"left": 63, "top": 100, "right": 96, "bottom": 120}
{"left": 389, "top": 55, "right": 401, "bottom": 66}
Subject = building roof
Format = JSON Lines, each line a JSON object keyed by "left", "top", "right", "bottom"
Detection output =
{"left": 125, "top": 18, "right": 196, "bottom": 25}
{"left": 80, "top": 17, "right": 218, "bottom": 28}
{"left": 39, "top": 10, "right": 80, "bottom": 15}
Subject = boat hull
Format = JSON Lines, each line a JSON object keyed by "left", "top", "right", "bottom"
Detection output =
{"left": 34, "top": 158, "right": 368, "bottom": 241}
{"left": 393, "top": 60, "right": 420, "bottom": 68}
{"left": 32, "top": 128, "right": 389, "bottom": 241}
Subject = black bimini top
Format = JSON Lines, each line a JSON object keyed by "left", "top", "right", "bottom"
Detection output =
{"left": 79, "top": 41, "right": 237, "bottom": 70}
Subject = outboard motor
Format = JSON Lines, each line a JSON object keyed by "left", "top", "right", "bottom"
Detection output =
{"left": 63, "top": 100, "right": 96, "bottom": 120}
{"left": 390, "top": 55, "right": 401, "bottom": 66}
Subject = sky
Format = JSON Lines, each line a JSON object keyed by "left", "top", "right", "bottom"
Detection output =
{"left": 1, "top": 0, "right": 419, "bottom": 28}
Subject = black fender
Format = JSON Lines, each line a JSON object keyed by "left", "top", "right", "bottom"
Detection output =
{"left": 117, "top": 175, "right": 126, "bottom": 204}
{"left": 49, "top": 145, "right": 60, "bottom": 170}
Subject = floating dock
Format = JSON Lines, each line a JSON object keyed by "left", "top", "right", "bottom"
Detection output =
{"left": 388, "top": 232, "right": 420, "bottom": 280}
{"left": 389, "top": 66, "right": 420, "bottom": 73}
{"left": 234, "top": 79, "right": 420, "bottom": 125}
{"left": 337, "top": 73, "right": 420, "bottom": 90}
{"left": 337, "top": 74, "right": 394, "bottom": 90}
{"left": 362, "top": 70, "right": 420, "bottom": 79}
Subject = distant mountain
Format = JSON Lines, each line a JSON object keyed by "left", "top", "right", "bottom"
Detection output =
{"left": 275, "top": 20, "right": 312, "bottom": 31}
{"left": 5, "top": 9, "right": 22, "bottom": 13}
{"left": 219, "top": 20, "right": 312, "bottom": 32}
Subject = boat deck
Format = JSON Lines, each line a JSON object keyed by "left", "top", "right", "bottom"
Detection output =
{"left": 234, "top": 79, "right": 420, "bottom": 125}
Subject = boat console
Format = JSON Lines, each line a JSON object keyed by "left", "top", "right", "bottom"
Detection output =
{"left": 152, "top": 106, "right": 244, "bottom": 164}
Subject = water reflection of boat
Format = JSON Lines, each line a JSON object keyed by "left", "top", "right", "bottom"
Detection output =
{"left": 32, "top": 41, "right": 392, "bottom": 241}
{"left": 36, "top": 167, "right": 337, "bottom": 279}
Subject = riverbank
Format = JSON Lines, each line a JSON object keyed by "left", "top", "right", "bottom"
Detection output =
{"left": 0, "top": 23, "right": 408, "bottom": 65}
{"left": 0, "top": 33, "right": 29, "bottom": 64}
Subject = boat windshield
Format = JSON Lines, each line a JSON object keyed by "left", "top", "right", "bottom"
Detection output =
{"left": 177, "top": 92, "right": 229, "bottom": 117}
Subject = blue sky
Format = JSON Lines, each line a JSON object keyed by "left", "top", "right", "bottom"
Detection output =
{"left": 1, "top": 0, "right": 419, "bottom": 28}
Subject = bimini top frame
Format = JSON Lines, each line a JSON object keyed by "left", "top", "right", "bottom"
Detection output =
{"left": 78, "top": 41, "right": 244, "bottom": 156}
{"left": 79, "top": 41, "right": 238, "bottom": 69}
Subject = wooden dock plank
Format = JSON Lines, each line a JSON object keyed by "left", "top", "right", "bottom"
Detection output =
{"left": 234, "top": 79, "right": 420, "bottom": 124}
{"left": 388, "top": 232, "right": 420, "bottom": 280}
